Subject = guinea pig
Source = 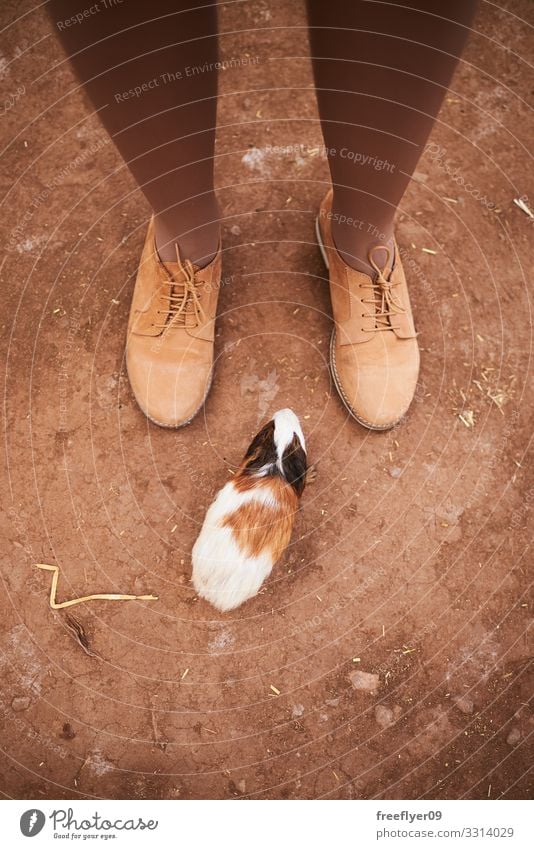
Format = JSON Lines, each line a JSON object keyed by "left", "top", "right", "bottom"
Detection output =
{"left": 191, "top": 408, "right": 308, "bottom": 612}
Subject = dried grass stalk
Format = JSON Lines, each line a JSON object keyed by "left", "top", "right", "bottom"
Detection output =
{"left": 34, "top": 563, "right": 158, "bottom": 609}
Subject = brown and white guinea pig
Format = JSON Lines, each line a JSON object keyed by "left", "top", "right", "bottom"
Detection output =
{"left": 191, "top": 408, "right": 307, "bottom": 612}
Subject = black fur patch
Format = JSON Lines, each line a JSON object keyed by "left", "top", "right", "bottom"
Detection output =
{"left": 281, "top": 435, "right": 308, "bottom": 497}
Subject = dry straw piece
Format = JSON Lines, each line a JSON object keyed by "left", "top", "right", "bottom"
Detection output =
{"left": 34, "top": 563, "right": 158, "bottom": 609}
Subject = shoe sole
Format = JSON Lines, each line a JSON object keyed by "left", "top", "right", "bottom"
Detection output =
{"left": 315, "top": 214, "right": 405, "bottom": 433}
{"left": 126, "top": 356, "right": 213, "bottom": 430}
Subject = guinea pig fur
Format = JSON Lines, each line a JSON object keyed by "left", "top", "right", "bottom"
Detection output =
{"left": 191, "top": 408, "right": 307, "bottom": 612}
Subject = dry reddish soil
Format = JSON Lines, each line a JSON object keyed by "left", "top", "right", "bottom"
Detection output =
{"left": 1, "top": 0, "right": 532, "bottom": 800}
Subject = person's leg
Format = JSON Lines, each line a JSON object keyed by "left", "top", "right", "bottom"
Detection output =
{"left": 48, "top": 0, "right": 219, "bottom": 266}
{"left": 307, "top": 0, "right": 478, "bottom": 274}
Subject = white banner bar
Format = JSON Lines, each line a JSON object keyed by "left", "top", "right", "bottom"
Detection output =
{"left": 3, "top": 799, "right": 532, "bottom": 848}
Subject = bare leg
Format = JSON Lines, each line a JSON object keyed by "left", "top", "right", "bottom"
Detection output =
{"left": 307, "top": 0, "right": 477, "bottom": 273}
{"left": 48, "top": 0, "right": 219, "bottom": 266}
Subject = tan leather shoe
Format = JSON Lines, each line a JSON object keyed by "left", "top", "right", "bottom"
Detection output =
{"left": 126, "top": 218, "right": 221, "bottom": 427}
{"left": 316, "top": 189, "right": 419, "bottom": 430}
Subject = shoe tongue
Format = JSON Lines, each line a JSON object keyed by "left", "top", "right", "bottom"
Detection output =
{"left": 161, "top": 258, "right": 199, "bottom": 282}
{"left": 365, "top": 248, "right": 397, "bottom": 332}
{"left": 160, "top": 259, "right": 203, "bottom": 328}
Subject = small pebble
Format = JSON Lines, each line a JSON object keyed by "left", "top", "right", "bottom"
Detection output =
{"left": 454, "top": 695, "right": 474, "bottom": 715}
{"left": 292, "top": 703, "right": 305, "bottom": 718}
{"left": 59, "top": 722, "right": 76, "bottom": 740}
{"left": 11, "top": 696, "right": 30, "bottom": 712}
{"left": 389, "top": 467, "right": 403, "bottom": 478}
{"left": 349, "top": 670, "right": 379, "bottom": 692}
{"left": 375, "top": 705, "right": 395, "bottom": 728}
{"left": 230, "top": 225, "right": 241, "bottom": 236}
{"left": 506, "top": 727, "right": 521, "bottom": 746}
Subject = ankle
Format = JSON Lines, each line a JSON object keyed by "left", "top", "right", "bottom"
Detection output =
{"left": 154, "top": 201, "right": 220, "bottom": 268}
{"left": 330, "top": 217, "right": 395, "bottom": 276}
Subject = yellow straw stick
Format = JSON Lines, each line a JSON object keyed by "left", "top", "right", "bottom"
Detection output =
{"left": 34, "top": 563, "right": 158, "bottom": 609}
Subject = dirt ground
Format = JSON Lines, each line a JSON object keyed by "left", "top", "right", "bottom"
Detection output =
{"left": 1, "top": 0, "right": 532, "bottom": 801}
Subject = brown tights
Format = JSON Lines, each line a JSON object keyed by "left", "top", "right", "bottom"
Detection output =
{"left": 307, "top": 0, "right": 478, "bottom": 272}
{"left": 48, "top": 0, "right": 219, "bottom": 266}
{"left": 49, "top": 0, "right": 477, "bottom": 272}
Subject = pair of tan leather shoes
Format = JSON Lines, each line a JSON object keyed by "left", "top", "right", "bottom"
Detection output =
{"left": 126, "top": 192, "right": 419, "bottom": 430}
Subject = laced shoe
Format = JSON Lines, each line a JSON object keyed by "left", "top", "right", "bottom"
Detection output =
{"left": 126, "top": 217, "right": 221, "bottom": 427}
{"left": 316, "top": 189, "right": 420, "bottom": 430}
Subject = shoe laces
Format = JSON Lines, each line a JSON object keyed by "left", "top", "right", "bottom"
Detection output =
{"left": 361, "top": 244, "right": 405, "bottom": 333}
{"left": 155, "top": 247, "right": 206, "bottom": 331}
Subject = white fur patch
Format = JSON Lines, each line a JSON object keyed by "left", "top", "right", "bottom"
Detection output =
{"left": 273, "top": 408, "right": 305, "bottom": 457}
{"left": 192, "top": 481, "right": 278, "bottom": 612}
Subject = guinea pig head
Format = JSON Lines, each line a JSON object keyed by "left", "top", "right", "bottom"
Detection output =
{"left": 240, "top": 408, "right": 307, "bottom": 496}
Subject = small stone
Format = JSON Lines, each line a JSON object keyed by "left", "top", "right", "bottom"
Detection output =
{"left": 292, "top": 703, "right": 305, "bottom": 718}
{"left": 237, "top": 779, "right": 246, "bottom": 794}
{"left": 506, "top": 727, "right": 521, "bottom": 746}
{"left": 389, "top": 467, "right": 403, "bottom": 478}
{"left": 59, "top": 722, "right": 75, "bottom": 740}
{"left": 375, "top": 705, "right": 395, "bottom": 728}
{"left": 11, "top": 696, "right": 30, "bottom": 712}
{"left": 230, "top": 225, "right": 241, "bottom": 236}
{"left": 325, "top": 697, "right": 340, "bottom": 707}
{"left": 454, "top": 695, "right": 474, "bottom": 715}
{"left": 349, "top": 670, "right": 379, "bottom": 692}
